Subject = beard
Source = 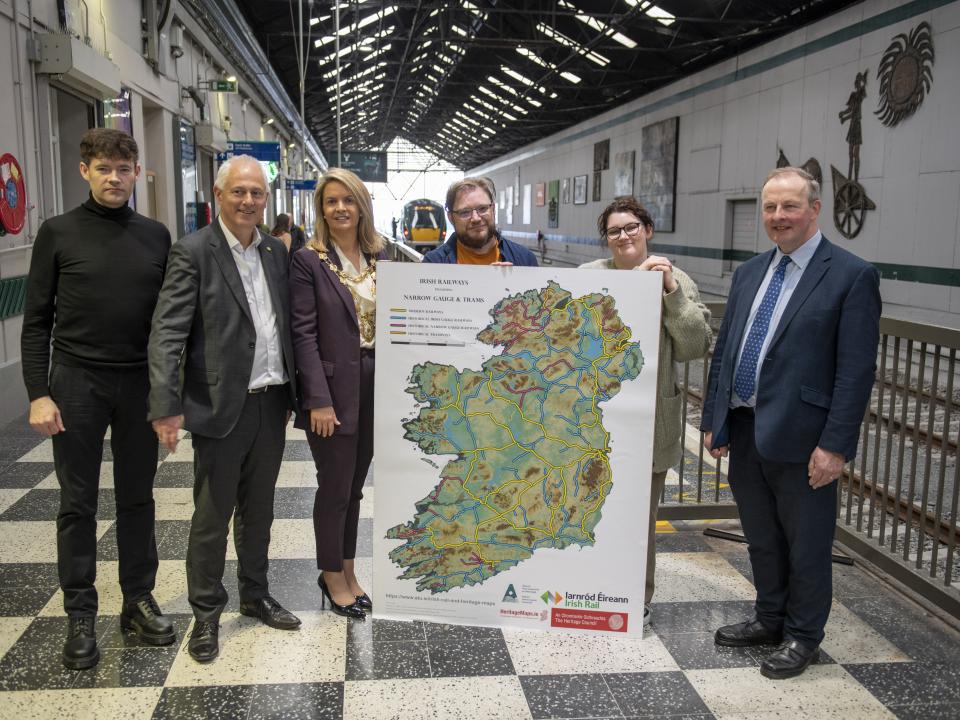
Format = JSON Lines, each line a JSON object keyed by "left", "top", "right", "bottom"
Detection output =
{"left": 457, "top": 223, "right": 497, "bottom": 249}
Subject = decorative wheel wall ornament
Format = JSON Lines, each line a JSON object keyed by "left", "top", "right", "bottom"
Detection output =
{"left": 875, "top": 21, "right": 934, "bottom": 127}
{"left": 776, "top": 149, "right": 823, "bottom": 189}
{"left": 0, "top": 153, "right": 26, "bottom": 235}
{"left": 831, "top": 70, "right": 875, "bottom": 239}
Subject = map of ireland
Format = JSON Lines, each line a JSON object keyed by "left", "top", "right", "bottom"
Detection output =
{"left": 385, "top": 280, "right": 644, "bottom": 593}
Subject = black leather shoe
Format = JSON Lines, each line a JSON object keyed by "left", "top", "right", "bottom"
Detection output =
{"left": 63, "top": 616, "right": 99, "bottom": 670}
{"left": 318, "top": 574, "right": 366, "bottom": 620}
{"left": 187, "top": 620, "right": 219, "bottom": 663}
{"left": 715, "top": 618, "right": 783, "bottom": 647}
{"left": 121, "top": 594, "right": 176, "bottom": 646}
{"left": 761, "top": 639, "right": 820, "bottom": 679}
{"left": 355, "top": 593, "right": 372, "bottom": 611}
{"left": 239, "top": 596, "right": 301, "bottom": 630}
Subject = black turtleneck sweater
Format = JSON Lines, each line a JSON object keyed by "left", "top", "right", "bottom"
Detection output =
{"left": 21, "top": 196, "right": 171, "bottom": 400}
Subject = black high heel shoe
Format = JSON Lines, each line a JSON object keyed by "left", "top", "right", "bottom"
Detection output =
{"left": 318, "top": 574, "right": 366, "bottom": 620}
{"left": 355, "top": 593, "right": 372, "bottom": 611}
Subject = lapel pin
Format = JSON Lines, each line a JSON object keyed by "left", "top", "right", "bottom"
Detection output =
{"left": 266, "top": 246, "right": 272, "bottom": 252}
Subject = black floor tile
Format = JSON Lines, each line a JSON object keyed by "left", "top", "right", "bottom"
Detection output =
{"left": 0, "top": 615, "right": 112, "bottom": 690}
{"left": 422, "top": 621, "right": 505, "bottom": 641}
{"left": 831, "top": 561, "right": 894, "bottom": 600}
{"left": 1, "top": 487, "right": 118, "bottom": 522}
{"left": 249, "top": 682, "right": 343, "bottom": 720}
{"left": 657, "top": 631, "right": 762, "bottom": 670}
{"left": 427, "top": 635, "right": 515, "bottom": 677}
{"left": 153, "top": 685, "right": 255, "bottom": 720}
{"left": 844, "top": 661, "right": 960, "bottom": 706}
{"left": 283, "top": 441, "right": 314, "bottom": 461}
{"left": 273, "top": 486, "right": 318, "bottom": 519}
{"left": 842, "top": 596, "right": 960, "bottom": 663}
{"left": 346, "top": 638, "right": 431, "bottom": 680}
{"left": 153, "top": 462, "right": 195, "bottom": 488}
{"left": 604, "top": 671, "right": 713, "bottom": 717}
{"left": 0, "top": 562, "right": 59, "bottom": 615}
{"left": 888, "top": 702, "right": 960, "bottom": 719}
{"left": 156, "top": 520, "right": 192, "bottom": 560}
{"left": 520, "top": 673, "right": 622, "bottom": 719}
{"left": 97, "top": 613, "right": 193, "bottom": 649}
{"left": 70, "top": 645, "right": 179, "bottom": 688}
{"left": 647, "top": 600, "right": 756, "bottom": 635}
{"left": 0, "top": 462, "right": 54, "bottom": 489}
{"left": 0, "top": 437, "right": 46, "bottom": 465}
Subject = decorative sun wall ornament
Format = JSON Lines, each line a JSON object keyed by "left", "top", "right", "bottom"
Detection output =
{"left": 875, "top": 21, "right": 934, "bottom": 127}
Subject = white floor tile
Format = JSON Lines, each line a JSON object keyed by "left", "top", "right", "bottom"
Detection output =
{"left": 0, "top": 687, "right": 162, "bottom": 719}
{"left": 16, "top": 441, "right": 54, "bottom": 462}
{"left": 153, "top": 487, "right": 195, "bottom": 521}
{"left": 0, "top": 489, "right": 29, "bottom": 514}
{"left": 686, "top": 665, "right": 896, "bottom": 719}
{"left": 38, "top": 559, "right": 188, "bottom": 616}
{"left": 343, "top": 675, "right": 532, "bottom": 720}
{"left": 502, "top": 626, "right": 678, "bottom": 674}
{"left": 164, "top": 611, "right": 346, "bottom": 686}
{"left": 821, "top": 600, "right": 910, "bottom": 664}
{"left": 274, "top": 461, "right": 317, "bottom": 488}
{"left": 0, "top": 617, "right": 32, "bottom": 658}
{"left": 359, "top": 487, "right": 374, "bottom": 519}
{"left": 226, "top": 519, "right": 315, "bottom": 560}
{"left": 35, "top": 463, "right": 115, "bottom": 490}
{"left": 652, "top": 552, "right": 756, "bottom": 602}
{"left": 0, "top": 521, "right": 112, "bottom": 563}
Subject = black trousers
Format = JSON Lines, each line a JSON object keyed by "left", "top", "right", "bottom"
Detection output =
{"left": 186, "top": 385, "right": 287, "bottom": 620}
{"left": 306, "top": 350, "right": 374, "bottom": 571}
{"left": 50, "top": 362, "right": 159, "bottom": 616}
{"left": 727, "top": 407, "right": 837, "bottom": 647}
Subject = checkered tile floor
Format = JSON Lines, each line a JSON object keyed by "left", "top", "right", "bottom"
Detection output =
{"left": 1, "top": 414, "right": 959, "bottom": 719}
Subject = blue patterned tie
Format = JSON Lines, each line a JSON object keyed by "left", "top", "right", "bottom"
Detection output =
{"left": 733, "top": 255, "right": 792, "bottom": 402}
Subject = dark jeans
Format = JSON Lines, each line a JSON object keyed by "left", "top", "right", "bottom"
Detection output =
{"left": 186, "top": 385, "right": 287, "bottom": 620}
{"left": 50, "top": 362, "right": 159, "bottom": 616}
{"left": 306, "top": 350, "right": 374, "bottom": 571}
{"left": 727, "top": 407, "right": 837, "bottom": 647}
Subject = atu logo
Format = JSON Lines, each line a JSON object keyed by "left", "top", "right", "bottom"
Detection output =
{"left": 502, "top": 584, "right": 519, "bottom": 603}
{"left": 540, "top": 590, "right": 563, "bottom": 605}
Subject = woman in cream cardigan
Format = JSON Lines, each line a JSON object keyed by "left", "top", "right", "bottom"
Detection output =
{"left": 580, "top": 196, "right": 713, "bottom": 626}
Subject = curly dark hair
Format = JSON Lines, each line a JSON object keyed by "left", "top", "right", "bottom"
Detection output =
{"left": 79, "top": 128, "right": 139, "bottom": 164}
{"left": 596, "top": 196, "right": 654, "bottom": 241}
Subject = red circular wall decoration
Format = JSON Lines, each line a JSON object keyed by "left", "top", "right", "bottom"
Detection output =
{"left": 0, "top": 153, "right": 26, "bottom": 235}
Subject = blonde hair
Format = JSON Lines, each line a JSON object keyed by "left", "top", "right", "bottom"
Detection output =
{"left": 310, "top": 168, "right": 384, "bottom": 255}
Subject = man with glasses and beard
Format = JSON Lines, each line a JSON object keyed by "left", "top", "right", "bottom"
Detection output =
{"left": 422, "top": 177, "right": 538, "bottom": 266}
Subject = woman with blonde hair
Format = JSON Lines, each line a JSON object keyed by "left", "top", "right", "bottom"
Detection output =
{"left": 581, "top": 196, "right": 712, "bottom": 627}
{"left": 289, "top": 168, "right": 385, "bottom": 619}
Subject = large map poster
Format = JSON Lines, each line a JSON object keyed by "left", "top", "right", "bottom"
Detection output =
{"left": 373, "top": 264, "right": 662, "bottom": 637}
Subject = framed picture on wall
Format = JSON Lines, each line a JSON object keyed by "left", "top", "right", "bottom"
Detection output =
{"left": 535, "top": 182, "right": 546, "bottom": 206}
{"left": 639, "top": 116, "right": 679, "bottom": 232}
{"left": 614, "top": 150, "right": 635, "bottom": 197}
{"left": 573, "top": 175, "right": 587, "bottom": 205}
{"left": 561, "top": 177, "right": 571, "bottom": 204}
{"left": 592, "top": 171, "right": 601, "bottom": 202}
{"left": 593, "top": 139, "right": 610, "bottom": 171}
{"left": 548, "top": 179, "right": 559, "bottom": 228}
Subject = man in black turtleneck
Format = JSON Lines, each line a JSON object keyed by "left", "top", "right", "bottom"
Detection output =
{"left": 21, "top": 128, "right": 175, "bottom": 671}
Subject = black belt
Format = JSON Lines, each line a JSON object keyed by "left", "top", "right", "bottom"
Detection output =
{"left": 730, "top": 406, "right": 755, "bottom": 417}
{"left": 248, "top": 383, "right": 282, "bottom": 394}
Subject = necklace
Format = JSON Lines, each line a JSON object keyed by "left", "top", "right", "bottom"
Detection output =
{"left": 314, "top": 248, "right": 376, "bottom": 344}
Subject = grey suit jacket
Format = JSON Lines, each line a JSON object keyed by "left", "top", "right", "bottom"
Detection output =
{"left": 148, "top": 220, "right": 296, "bottom": 438}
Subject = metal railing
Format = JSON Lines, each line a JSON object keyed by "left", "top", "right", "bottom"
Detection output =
{"left": 385, "top": 237, "right": 423, "bottom": 263}
{"left": 665, "top": 303, "right": 960, "bottom": 620}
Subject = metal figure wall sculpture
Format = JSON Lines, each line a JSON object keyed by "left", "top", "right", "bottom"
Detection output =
{"left": 875, "top": 21, "right": 934, "bottom": 127}
{"left": 831, "top": 70, "right": 875, "bottom": 239}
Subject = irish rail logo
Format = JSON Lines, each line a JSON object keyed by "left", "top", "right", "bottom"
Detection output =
{"left": 540, "top": 590, "right": 563, "bottom": 605}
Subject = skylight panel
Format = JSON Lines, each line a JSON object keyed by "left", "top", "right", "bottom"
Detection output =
{"left": 536, "top": 22, "right": 610, "bottom": 66}
{"left": 624, "top": 0, "right": 675, "bottom": 26}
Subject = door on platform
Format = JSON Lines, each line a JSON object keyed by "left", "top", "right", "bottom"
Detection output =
{"left": 51, "top": 86, "right": 97, "bottom": 213}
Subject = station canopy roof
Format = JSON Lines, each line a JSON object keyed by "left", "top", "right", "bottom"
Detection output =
{"left": 235, "top": 0, "right": 858, "bottom": 170}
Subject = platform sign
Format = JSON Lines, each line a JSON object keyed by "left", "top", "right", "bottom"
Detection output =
{"left": 337, "top": 151, "right": 387, "bottom": 183}
{"left": 216, "top": 141, "right": 281, "bottom": 162}
{"left": 373, "top": 263, "right": 661, "bottom": 637}
{"left": 205, "top": 80, "right": 238, "bottom": 93}
{"left": 287, "top": 179, "right": 317, "bottom": 191}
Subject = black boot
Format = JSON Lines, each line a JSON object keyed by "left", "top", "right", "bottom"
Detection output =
{"left": 121, "top": 594, "right": 176, "bottom": 646}
{"left": 63, "top": 616, "right": 99, "bottom": 670}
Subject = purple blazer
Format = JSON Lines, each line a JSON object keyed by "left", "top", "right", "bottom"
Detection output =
{"left": 289, "top": 246, "right": 384, "bottom": 435}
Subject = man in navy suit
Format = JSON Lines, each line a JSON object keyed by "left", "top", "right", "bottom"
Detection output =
{"left": 701, "top": 167, "right": 880, "bottom": 679}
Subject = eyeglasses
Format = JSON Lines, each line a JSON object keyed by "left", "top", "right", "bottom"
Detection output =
{"left": 229, "top": 188, "right": 267, "bottom": 201}
{"left": 451, "top": 204, "right": 493, "bottom": 220}
{"left": 604, "top": 222, "right": 643, "bottom": 240}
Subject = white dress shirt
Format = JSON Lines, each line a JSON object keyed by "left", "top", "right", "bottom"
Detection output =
{"left": 731, "top": 230, "right": 822, "bottom": 407}
{"left": 219, "top": 217, "right": 287, "bottom": 389}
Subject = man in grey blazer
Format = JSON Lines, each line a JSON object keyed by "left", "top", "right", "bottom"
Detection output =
{"left": 701, "top": 167, "right": 880, "bottom": 679}
{"left": 148, "top": 155, "right": 301, "bottom": 663}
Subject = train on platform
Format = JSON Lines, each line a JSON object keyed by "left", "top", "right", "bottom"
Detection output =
{"left": 401, "top": 199, "right": 446, "bottom": 253}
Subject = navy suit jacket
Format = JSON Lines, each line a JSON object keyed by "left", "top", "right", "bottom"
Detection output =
{"left": 700, "top": 236, "right": 881, "bottom": 464}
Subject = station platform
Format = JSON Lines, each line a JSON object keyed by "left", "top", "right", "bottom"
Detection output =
{"left": 0, "top": 414, "right": 958, "bottom": 719}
